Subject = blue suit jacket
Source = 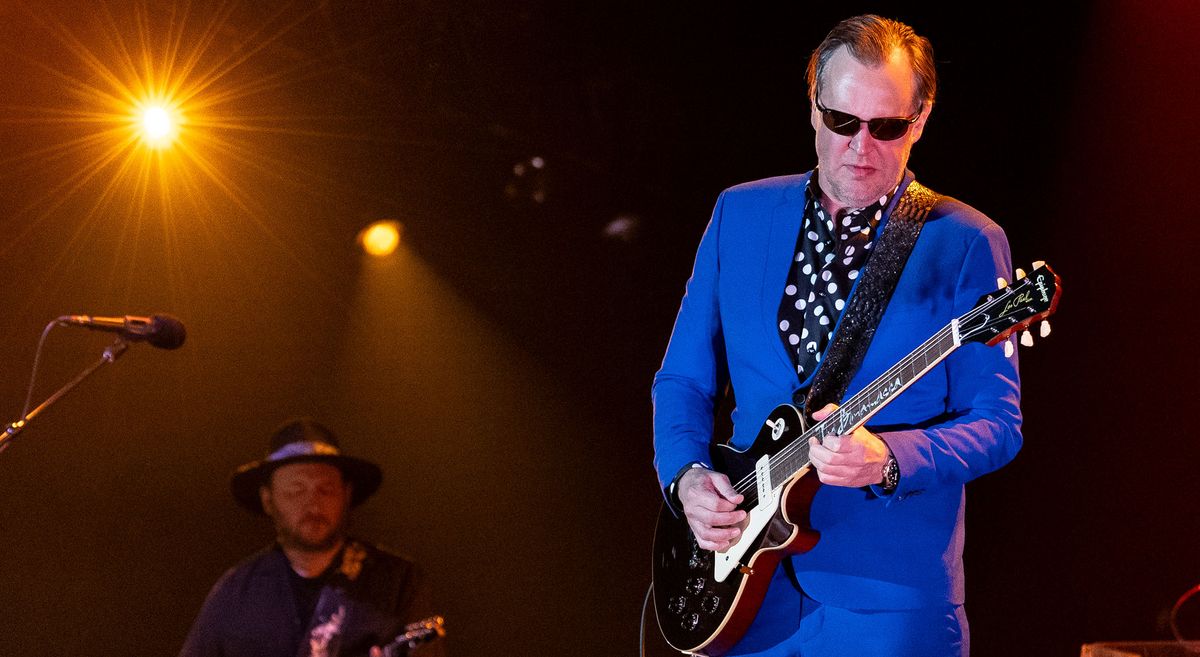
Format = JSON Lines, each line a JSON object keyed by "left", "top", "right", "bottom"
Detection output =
{"left": 652, "top": 170, "right": 1022, "bottom": 610}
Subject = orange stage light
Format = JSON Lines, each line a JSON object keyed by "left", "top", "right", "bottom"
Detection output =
{"left": 135, "top": 102, "right": 181, "bottom": 149}
{"left": 358, "top": 220, "right": 402, "bottom": 257}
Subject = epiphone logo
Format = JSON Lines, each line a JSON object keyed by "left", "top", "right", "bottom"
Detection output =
{"left": 1035, "top": 273, "right": 1051, "bottom": 303}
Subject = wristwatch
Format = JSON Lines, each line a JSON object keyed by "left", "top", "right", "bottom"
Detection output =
{"left": 881, "top": 452, "right": 900, "bottom": 493}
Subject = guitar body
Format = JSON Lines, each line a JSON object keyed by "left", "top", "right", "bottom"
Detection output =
{"left": 653, "top": 404, "right": 821, "bottom": 656}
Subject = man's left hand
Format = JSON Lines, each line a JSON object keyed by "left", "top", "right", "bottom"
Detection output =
{"left": 807, "top": 403, "right": 891, "bottom": 488}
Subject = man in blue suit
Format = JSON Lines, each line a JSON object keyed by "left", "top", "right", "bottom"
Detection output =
{"left": 653, "top": 15, "right": 1022, "bottom": 657}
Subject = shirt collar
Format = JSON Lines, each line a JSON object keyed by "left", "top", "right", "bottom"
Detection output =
{"left": 805, "top": 169, "right": 902, "bottom": 233}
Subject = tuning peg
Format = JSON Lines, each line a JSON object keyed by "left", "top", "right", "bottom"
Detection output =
{"left": 1015, "top": 267, "right": 1027, "bottom": 279}
{"left": 1021, "top": 330, "right": 1034, "bottom": 347}
{"left": 1040, "top": 320, "right": 1052, "bottom": 338}
{"left": 1004, "top": 339, "right": 1014, "bottom": 358}
{"left": 997, "top": 276, "right": 1008, "bottom": 288}
{"left": 1032, "top": 260, "right": 1046, "bottom": 269}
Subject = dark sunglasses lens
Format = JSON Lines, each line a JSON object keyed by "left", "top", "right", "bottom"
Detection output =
{"left": 822, "top": 110, "right": 860, "bottom": 137}
{"left": 867, "top": 119, "right": 910, "bottom": 141}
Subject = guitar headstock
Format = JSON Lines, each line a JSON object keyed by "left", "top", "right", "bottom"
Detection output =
{"left": 959, "top": 261, "right": 1061, "bottom": 350}
{"left": 382, "top": 615, "right": 446, "bottom": 657}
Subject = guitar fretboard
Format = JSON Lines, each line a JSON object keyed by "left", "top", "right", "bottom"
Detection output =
{"left": 728, "top": 264, "right": 1057, "bottom": 507}
{"left": 749, "top": 325, "right": 960, "bottom": 505}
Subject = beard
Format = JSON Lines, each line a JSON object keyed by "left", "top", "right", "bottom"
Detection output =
{"left": 275, "top": 512, "right": 347, "bottom": 553}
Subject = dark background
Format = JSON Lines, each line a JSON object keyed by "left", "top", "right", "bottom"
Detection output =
{"left": 1, "top": 1, "right": 1197, "bottom": 656}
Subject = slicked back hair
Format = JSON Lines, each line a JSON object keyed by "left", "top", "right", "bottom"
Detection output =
{"left": 806, "top": 14, "right": 937, "bottom": 112}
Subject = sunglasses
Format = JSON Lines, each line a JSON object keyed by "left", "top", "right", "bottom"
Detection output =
{"left": 815, "top": 98, "right": 920, "bottom": 141}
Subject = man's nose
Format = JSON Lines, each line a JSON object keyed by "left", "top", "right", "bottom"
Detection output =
{"left": 848, "top": 123, "right": 872, "bottom": 153}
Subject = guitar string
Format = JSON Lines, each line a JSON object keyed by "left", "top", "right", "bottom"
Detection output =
{"left": 727, "top": 286, "right": 1020, "bottom": 500}
{"left": 728, "top": 323, "right": 955, "bottom": 499}
{"left": 729, "top": 326, "right": 952, "bottom": 500}
{"left": 730, "top": 280, "right": 1040, "bottom": 499}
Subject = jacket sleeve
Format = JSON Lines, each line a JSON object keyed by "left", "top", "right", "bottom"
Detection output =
{"left": 879, "top": 222, "right": 1023, "bottom": 498}
{"left": 652, "top": 192, "right": 730, "bottom": 491}
{"left": 177, "top": 569, "right": 235, "bottom": 657}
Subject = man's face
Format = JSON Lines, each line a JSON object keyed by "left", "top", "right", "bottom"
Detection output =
{"left": 810, "top": 46, "right": 930, "bottom": 214}
{"left": 260, "top": 461, "right": 352, "bottom": 553}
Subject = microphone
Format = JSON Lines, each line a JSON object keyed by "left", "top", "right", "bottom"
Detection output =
{"left": 57, "top": 314, "right": 187, "bottom": 350}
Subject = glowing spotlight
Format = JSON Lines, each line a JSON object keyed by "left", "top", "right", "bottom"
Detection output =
{"left": 135, "top": 102, "right": 181, "bottom": 149}
{"left": 358, "top": 220, "right": 402, "bottom": 257}
{"left": 603, "top": 214, "right": 641, "bottom": 242}
{"left": 143, "top": 107, "right": 171, "bottom": 138}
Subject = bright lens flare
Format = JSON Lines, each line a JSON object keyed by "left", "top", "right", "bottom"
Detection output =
{"left": 143, "top": 106, "right": 171, "bottom": 138}
{"left": 1, "top": 2, "right": 378, "bottom": 274}
{"left": 136, "top": 102, "right": 180, "bottom": 149}
{"left": 358, "top": 220, "right": 402, "bottom": 257}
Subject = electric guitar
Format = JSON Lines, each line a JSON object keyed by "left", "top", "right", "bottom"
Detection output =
{"left": 379, "top": 615, "right": 445, "bottom": 656}
{"left": 652, "top": 262, "right": 1062, "bottom": 656}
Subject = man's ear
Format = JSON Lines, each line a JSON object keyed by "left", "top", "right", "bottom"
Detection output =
{"left": 259, "top": 485, "right": 273, "bottom": 515}
{"left": 910, "top": 101, "right": 933, "bottom": 142}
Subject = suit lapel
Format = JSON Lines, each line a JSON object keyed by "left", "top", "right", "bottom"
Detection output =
{"left": 760, "top": 179, "right": 808, "bottom": 385}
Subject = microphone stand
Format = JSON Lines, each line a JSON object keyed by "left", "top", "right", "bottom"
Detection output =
{"left": 0, "top": 338, "right": 129, "bottom": 454}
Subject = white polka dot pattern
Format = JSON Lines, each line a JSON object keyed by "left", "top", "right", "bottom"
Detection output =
{"left": 777, "top": 174, "right": 897, "bottom": 377}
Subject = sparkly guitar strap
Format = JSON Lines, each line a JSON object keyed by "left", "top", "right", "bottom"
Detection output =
{"left": 800, "top": 180, "right": 941, "bottom": 416}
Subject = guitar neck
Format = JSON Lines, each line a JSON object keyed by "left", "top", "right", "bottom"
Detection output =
{"left": 381, "top": 615, "right": 445, "bottom": 657}
{"left": 770, "top": 321, "right": 961, "bottom": 484}
{"left": 753, "top": 262, "right": 1058, "bottom": 506}
{"left": 827, "top": 324, "right": 960, "bottom": 436}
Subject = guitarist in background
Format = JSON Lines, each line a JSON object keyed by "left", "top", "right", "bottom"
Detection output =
{"left": 178, "top": 418, "right": 444, "bottom": 657}
{"left": 654, "top": 14, "right": 1021, "bottom": 657}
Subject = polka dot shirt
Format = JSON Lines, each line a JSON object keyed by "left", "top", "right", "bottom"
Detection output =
{"left": 777, "top": 173, "right": 900, "bottom": 379}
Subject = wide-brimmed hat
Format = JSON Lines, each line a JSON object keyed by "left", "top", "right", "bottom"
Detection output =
{"left": 230, "top": 418, "right": 383, "bottom": 514}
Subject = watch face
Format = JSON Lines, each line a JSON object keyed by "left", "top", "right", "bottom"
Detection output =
{"left": 883, "top": 457, "right": 899, "bottom": 489}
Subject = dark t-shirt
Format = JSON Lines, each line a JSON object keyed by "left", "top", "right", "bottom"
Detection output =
{"left": 286, "top": 563, "right": 328, "bottom": 631}
{"left": 178, "top": 540, "right": 444, "bottom": 657}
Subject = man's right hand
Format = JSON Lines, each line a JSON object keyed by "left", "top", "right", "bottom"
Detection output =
{"left": 676, "top": 467, "right": 747, "bottom": 552}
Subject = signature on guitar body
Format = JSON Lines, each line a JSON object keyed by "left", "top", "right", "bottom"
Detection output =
{"left": 652, "top": 263, "right": 1062, "bottom": 656}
